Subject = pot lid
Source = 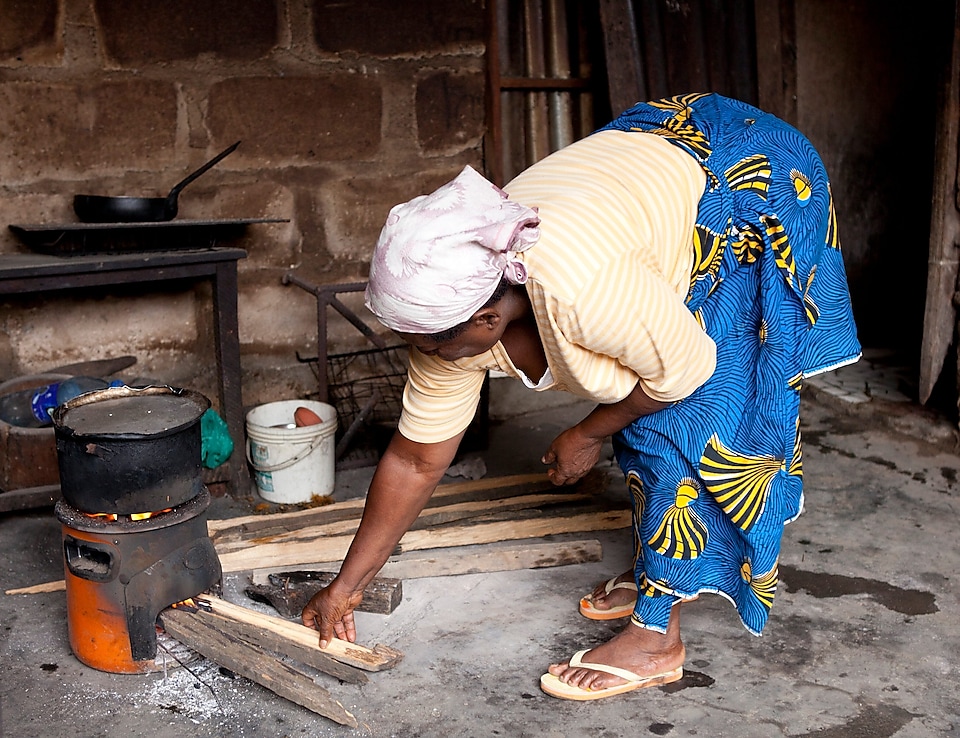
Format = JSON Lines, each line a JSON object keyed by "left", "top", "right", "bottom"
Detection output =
{"left": 54, "top": 386, "right": 209, "bottom": 437}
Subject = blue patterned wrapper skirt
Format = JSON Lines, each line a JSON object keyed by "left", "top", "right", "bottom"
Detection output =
{"left": 600, "top": 94, "right": 862, "bottom": 635}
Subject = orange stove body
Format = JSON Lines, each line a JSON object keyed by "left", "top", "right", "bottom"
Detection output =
{"left": 57, "top": 489, "right": 220, "bottom": 674}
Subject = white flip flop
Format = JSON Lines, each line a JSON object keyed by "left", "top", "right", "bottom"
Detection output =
{"left": 578, "top": 576, "right": 638, "bottom": 620}
{"left": 540, "top": 649, "right": 683, "bottom": 701}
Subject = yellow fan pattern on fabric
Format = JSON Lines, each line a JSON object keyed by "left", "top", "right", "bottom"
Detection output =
{"left": 726, "top": 155, "right": 772, "bottom": 198}
{"left": 730, "top": 227, "right": 764, "bottom": 266}
{"left": 626, "top": 470, "right": 645, "bottom": 520}
{"left": 648, "top": 477, "right": 709, "bottom": 560}
{"left": 690, "top": 224, "right": 726, "bottom": 286}
{"left": 641, "top": 574, "right": 670, "bottom": 598}
{"left": 741, "top": 559, "right": 779, "bottom": 611}
{"left": 700, "top": 434, "right": 785, "bottom": 531}
{"left": 644, "top": 94, "right": 714, "bottom": 160}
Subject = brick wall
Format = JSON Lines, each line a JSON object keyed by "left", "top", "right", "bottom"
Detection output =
{"left": 0, "top": 0, "right": 486, "bottom": 408}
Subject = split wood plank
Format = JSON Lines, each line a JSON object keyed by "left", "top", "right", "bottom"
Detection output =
{"left": 207, "top": 472, "right": 549, "bottom": 538}
{"left": 173, "top": 606, "right": 368, "bottom": 685}
{"left": 380, "top": 538, "right": 604, "bottom": 580}
{"left": 160, "top": 607, "right": 358, "bottom": 727}
{"left": 208, "top": 469, "right": 611, "bottom": 543}
{"left": 249, "top": 539, "right": 605, "bottom": 587}
{"left": 218, "top": 509, "right": 630, "bottom": 574}
{"left": 197, "top": 594, "right": 404, "bottom": 672}
{"left": 5, "top": 514, "right": 624, "bottom": 597}
{"left": 246, "top": 572, "right": 402, "bottom": 618}
{"left": 214, "top": 490, "right": 596, "bottom": 554}
{"left": 245, "top": 536, "right": 604, "bottom": 617}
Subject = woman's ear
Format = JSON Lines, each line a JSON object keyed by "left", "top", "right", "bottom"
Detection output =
{"left": 473, "top": 308, "right": 501, "bottom": 331}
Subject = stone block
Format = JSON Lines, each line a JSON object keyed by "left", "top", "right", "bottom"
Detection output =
{"left": 208, "top": 76, "right": 381, "bottom": 160}
{"left": 0, "top": 80, "right": 176, "bottom": 181}
{"left": 416, "top": 71, "right": 486, "bottom": 152}
{"left": 3, "top": 289, "right": 198, "bottom": 375}
{"left": 319, "top": 170, "right": 477, "bottom": 261}
{"left": 0, "top": 0, "right": 58, "bottom": 62}
{"left": 312, "top": 0, "right": 484, "bottom": 56}
{"left": 95, "top": 0, "right": 278, "bottom": 65}
{"left": 238, "top": 280, "right": 317, "bottom": 351}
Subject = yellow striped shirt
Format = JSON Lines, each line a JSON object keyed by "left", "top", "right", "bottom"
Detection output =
{"left": 398, "top": 129, "right": 716, "bottom": 444}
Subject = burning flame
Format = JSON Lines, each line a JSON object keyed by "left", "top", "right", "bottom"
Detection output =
{"left": 82, "top": 508, "right": 173, "bottom": 522}
{"left": 170, "top": 598, "right": 197, "bottom": 609}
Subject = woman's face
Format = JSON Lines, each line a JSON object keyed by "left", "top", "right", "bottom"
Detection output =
{"left": 398, "top": 314, "right": 502, "bottom": 362}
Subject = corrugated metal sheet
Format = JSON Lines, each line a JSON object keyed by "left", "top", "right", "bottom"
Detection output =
{"left": 604, "top": 0, "right": 758, "bottom": 114}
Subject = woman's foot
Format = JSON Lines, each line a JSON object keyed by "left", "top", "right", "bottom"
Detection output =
{"left": 548, "top": 607, "right": 684, "bottom": 692}
{"left": 579, "top": 570, "right": 638, "bottom": 619}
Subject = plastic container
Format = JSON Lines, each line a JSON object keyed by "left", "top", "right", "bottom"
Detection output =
{"left": 0, "top": 376, "right": 122, "bottom": 428}
{"left": 245, "top": 400, "right": 338, "bottom": 504}
{"left": 0, "top": 374, "right": 71, "bottom": 491}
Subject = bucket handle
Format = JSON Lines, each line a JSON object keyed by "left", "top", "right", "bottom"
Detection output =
{"left": 247, "top": 430, "right": 327, "bottom": 474}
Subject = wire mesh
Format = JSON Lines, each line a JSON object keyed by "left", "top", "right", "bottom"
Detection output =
{"left": 304, "top": 343, "right": 409, "bottom": 466}
{"left": 326, "top": 344, "right": 408, "bottom": 429}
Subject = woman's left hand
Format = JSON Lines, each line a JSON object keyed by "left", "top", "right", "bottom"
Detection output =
{"left": 541, "top": 425, "right": 603, "bottom": 486}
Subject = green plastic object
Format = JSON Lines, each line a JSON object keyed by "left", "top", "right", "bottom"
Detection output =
{"left": 200, "top": 407, "right": 234, "bottom": 469}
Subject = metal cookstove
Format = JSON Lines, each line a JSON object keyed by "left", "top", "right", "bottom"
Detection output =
{"left": 52, "top": 386, "right": 222, "bottom": 674}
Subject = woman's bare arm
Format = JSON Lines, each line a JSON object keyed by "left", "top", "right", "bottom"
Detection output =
{"left": 302, "top": 428, "right": 464, "bottom": 646}
{"left": 541, "top": 382, "right": 668, "bottom": 485}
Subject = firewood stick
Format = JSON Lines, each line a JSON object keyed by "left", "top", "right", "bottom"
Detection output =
{"left": 196, "top": 594, "right": 403, "bottom": 671}
{"left": 167, "top": 607, "right": 370, "bottom": 685}
{"left": 6, "top": 511, "right": 628, "bottom": 595}
{"left": 213, "top": 490, "right": 593, "bottom": 554}
{"left": 206, "top": 472, "right": 550, "bottom": 536}
{"left": 218, "top": 509, "right": 631, "bottom": 573}
{"left": 160, "top": 607, "right": 358, "bottom": 727}
{"left": 248, "top": 539, "right": 605, "bottom": 587}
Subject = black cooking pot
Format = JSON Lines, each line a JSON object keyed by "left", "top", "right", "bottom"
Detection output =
{"left": 52, "top": 385, "right": 211, "bottom": 515}
{"left": 73, "top": 141, "right": 240, "bottom": 224}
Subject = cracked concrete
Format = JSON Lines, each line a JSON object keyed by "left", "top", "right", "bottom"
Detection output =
{"left": 1, "top": 358, "right": 959, "bottom": 737}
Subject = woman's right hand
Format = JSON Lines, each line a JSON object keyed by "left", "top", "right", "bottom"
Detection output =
{"left": 302, "top": 577, "right": 365, "bottom": 649}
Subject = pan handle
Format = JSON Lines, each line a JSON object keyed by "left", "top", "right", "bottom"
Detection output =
{"left": 166, "top": 140, "right": 241, "bottom": 199}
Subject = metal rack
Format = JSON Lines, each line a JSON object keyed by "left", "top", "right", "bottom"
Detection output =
{"left": 282, "top": 273, "right": 490, "bottom": 468}
{"left": 281, "top": 275, "right": 408, "bottom": 468}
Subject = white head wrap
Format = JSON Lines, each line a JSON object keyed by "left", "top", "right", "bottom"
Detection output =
{"left": 364, "top": 165, "right": 540, "bottom": 333}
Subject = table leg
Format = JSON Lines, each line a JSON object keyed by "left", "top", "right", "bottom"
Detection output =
{"left": 212, "top": 260, "right": 251, "bottom": 496}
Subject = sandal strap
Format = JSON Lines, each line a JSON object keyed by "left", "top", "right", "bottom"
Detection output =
{"left": 603, "top": 578, "right": 639, "bottom": 595}
{"left": 569, "top": 649, "right": 644, "bottom": 683}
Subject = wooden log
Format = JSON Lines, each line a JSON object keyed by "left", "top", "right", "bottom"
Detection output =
{"left": 197, "top": 595, "right": 404, "bottom": 672}
{"left": 246, "top": 572, "right": 402, "bottom": 618}
{"left": 248, "top": 539, "right": 605, "bottom": 587}
{"left": 160, "top": 607, "right": 358, "bottom": 727}
{"left": 174, "top": 607, "right": 369, "bottom": 685}
{"left": 218, "top": 509, "right": 630, "bottom": 573}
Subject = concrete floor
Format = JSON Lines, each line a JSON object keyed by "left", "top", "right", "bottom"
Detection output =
{"left": 1, "top": 355, "right": 959, "bottom": 738}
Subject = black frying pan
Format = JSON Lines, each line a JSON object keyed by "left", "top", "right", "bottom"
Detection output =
{"left": 73, "top": 141, "right": 241, "bottom": 223}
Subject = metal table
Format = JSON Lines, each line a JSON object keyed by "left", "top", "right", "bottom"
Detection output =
{"left": 0, "top": 245, "right": 251, "bottom": 497}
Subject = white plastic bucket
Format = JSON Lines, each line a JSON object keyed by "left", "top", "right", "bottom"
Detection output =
{"left": 245, "top": 400, "right": 338, "bottom": 504}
